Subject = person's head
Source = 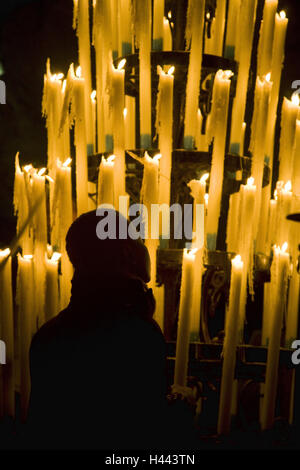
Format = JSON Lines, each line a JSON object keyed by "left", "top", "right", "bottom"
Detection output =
{"left": 66, "top": 209, "right": 151, "bottom": 283}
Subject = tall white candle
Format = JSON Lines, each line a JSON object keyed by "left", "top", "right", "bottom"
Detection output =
{"left": 134, "top": 0, "right": 152, "bottom": 148}
{"left": 156, "top": 66, "right": 174, "bottom": 213}
{"left": 211, "top": 0, "right": 226, "bottom": 56}
{"left": 119, "top": 0, "right": 132, "bottom": 56}
{"left": 206, "top": 70, "right": 233, "bottom": 250}
{"left": 230, "top": 0, "right": 258, "bottom": 154}
{"left": 97, "top": 155, "right": 115, "bottom": 207}
{"left": 73, "top": 0, "right": 94, "bottom": 153}
{"left": 124, "top": 96, "right": 136, "bottom": 150}
{"left": 292, "top": 120, "right": 300, "bottom": 195}
{"left": 257, "top": 0, "right": 278, "bottom": 77}
{"left": 224, "top": 0, "right": 241, "bottom": 59}
{"left": 265, "top": 11, "right": 288, "bottom": 171}
{"left": 183, "top": 0, "right": 205, "bottom": 149}
{"left": 0, "top": 249, "right": 14, "bottom": 418}
{"left": 226, "top": 191, "right": 240, "bottom": 253}
{"left": 153, "top": 0, "right": 164, "bottom": 51}
{"left": 275, "top": 180, "right": 292, "bottom": 246}
{"left": 17, "top": 254, "right": 34, "bottom": 421}
{"left": 174, "top": 249, "right": 197, "bottom": 387}
{"left": 45, "top": 252, "right": 61, "bottom": 321}
{"left": 261, "top": 243, "right": 290, "bottom": 430}
{"left": 91, "top": 90, "right": 97, "bottom": 153}
{"left": 111, "top": 59, "right": 126, "bottom": 206}
{"left": 217, "top": 255, "right": 243, "bottom": 435}
{"left": 278, "top": 96, "right": 299, "bottom": 183}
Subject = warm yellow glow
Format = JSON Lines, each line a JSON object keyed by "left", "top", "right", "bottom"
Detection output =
{"left": 23, "top": 255, "right": 33, "bottom": 260}
{"left": 232, "top": 254, "right": 243, "bottom": 270}
{"left": 62, "top": 79, "right": 67, "bottom": 94}
{"left": 200, "top": 173, "right": 209, "bottom": 184}
{"left": 168, "top": 66, "right": 175, "bottom": 76}
{"left": 279, "top": 10, "right": 286, "bottom": 19}
{"left": 224, "top": 70, "right": 234, "bottom": 79}
{"left": 292, "top": 93, "right": 300, "bottom": 106}
{"left": 123, "top": 108, "right": 128, "bottom": 118}
{"left": 46, "top": 175, "right": 54, "bottom": 183}
{"left": 285, "top": 180, "right": 292, "bottom": 191}
{"left": 167, "top": 10, "right": 172, "bottom": 19}
{"left": 63, "top": 158, "right": 72, "bottom": 167}
{"left": 51, "top": 252, "right": 61, "bottom": 263}
{"left": 0, "top": 248, "right": 10, "bottom": 258}
{"left": 184, "top": 248, "right": 197, "bottom": 261}
{"left": 117, "top": 59, "right": 126, "bottom": 70}
{"left": 281, "top": 242, "right": 288, "bottom": 253}
{"left": 204, "top": 193, "right": 209, "bottom": 204}
{"left": 206, "top": 12, "right": 210, "bottom": 20}
{"left": 24, "top": 164, "right": 33, "bottom": 173}
{"left": 247, "top": 177, "right": 255, "bottom": 186}
{"left": 153, "top": 153, "right": 162, "bottom": 162}
{"left": 265, "top": 72, "right": 271, "bottom": 82}
{"left": 91, "top": 90, "right": 96, "bottom": 101}
{"left": 75, "top": 66, "right": 82, "bottom": 78}
{"left": 274, "top": 189, "right": 278, "bottom": 200}
{"left": 38, "top": 168, "right": 46, "bottom": 177}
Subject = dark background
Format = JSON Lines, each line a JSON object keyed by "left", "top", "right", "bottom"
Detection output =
{"left": 0, "top": 0, "right": 299, "bottom": 246}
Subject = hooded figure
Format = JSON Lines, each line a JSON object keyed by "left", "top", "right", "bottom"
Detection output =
{"left": 26, "top": 210, "right": 195, "bottom": 450}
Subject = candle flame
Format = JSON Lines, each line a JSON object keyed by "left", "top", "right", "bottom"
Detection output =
{"left": 46, "top": 175, "right": 54, "bottom": 183}
{"left": 38, "top": 168, "right": 46, "bottom": 177}
{"left": 279, "top": 10, "right": 286, "bottom": 19}
{"left": 75, "top": 66, "right": 82, "bottom": 78}
{"left": 91, "top": 90, "right": 96, "bottom": 101}
{"left": 153, "top": 153, "right": 162, "bottom": 162}
{"left": 23, "top": 164, "right": 33, "bottom": 173}
{"left": 292, "top": 93, "right": 300, "bottom": 106}
{"left": 0, "top": 248, "right": 10, "bottom": 258}
{"left": 123, "top": 108, "right": 127, "bottom": 118}
{"left": 62, "top": 79, "right": 67, "bottom": 93}
{"left": 281, "top": 242, "right": 288, "bottom": 253}
{"left": 204, "top": 193, "right": 209, "bottom": 204}
{"left": 168, "top": 66, "right": 175, "bottom": 75}
{"left": 285, "top": 180, "right": 292, "bottom": 191}
{"left": 206, "top": 12, "right": 210, "bottom": 19}
{"left": 247, "top": 176, "right": 255, "bottom": 186}
{"left": 223, "top": 70, "right": 234, "bottom": 79}
{"left": 167, "top": 11, "right": 172, "bottom": 19}
{"left": 51, "top": 252, "right": 61, "bottom": 263}
{"left": 117, "top": 59, "right": 126, "bottom": 70}
{"left": 232, "top": 254, "right": 243, "bottom": 269}
{"left": 23, "top": 255, "right": 33, "bottom": 260}
{"left": 63, "top": 158, "right": 72, "bottom": 167}
{"left": 107, "top": 155, "right": 115, "bottom": 163}
{"left": 200, "top": 173, "right": 209, "bottom": 184}
{"left": 265, "top": 72, "right": 271, "bottom": 82}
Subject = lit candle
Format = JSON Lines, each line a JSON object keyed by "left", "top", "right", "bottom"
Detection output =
{"left": 13, "top": 153, "right": 33, "bottom": 255}
{"left": 217, "top": 255, "right": 243, "bottom": 435}
{"left": 156, "top": 66, "right": 174, "bottom": 213}
{"left": 257, "top": 0, "right": 278, "bottom": 77}
{"left": 236, "top": 177, "right": 256, "bottom": 336}
{"left": 119, "top": 0, "right": 132, "bottom": 56}
{"left": 183, "top": 0, "right": 205, "bottom": 149}
{"left": 230, "top": 0, "right": 258, "bottom": 154}
{"left": 71, "top": 64, "right": 89, "bottom": 216}
{"left": 153, "top": 0, "right": 164, "bottom": 51}
{"left": 261, "top": 243, "right": 290, "bottom": 430}
{"left": 73, "top": 0, "right": 94, "bottom": 154}
{"left": 292, "top": 120, "right": 300, "bottom": 195}
{"left": 250, "top": 74, "right": 272, "bottom": 245}
{"left": 275, "top": 180, "right": 292, "bottom": 246}
{"left": 224, "top": 0, "right": 241, "bottom": 59}
{"left": 265, "top": 197, "right": 277, "bottom": 251}
{"left": 211, "top": 0, "right": 226, "bottom": 56}
{"left": 134, "top": 0, "right": 152, "bottom": 148}
{"left": 206, "top": 70, "right": 233, "bottom": 250}
{"left": 0, "top": 249, "right": 14, "bottom": 418}
{"left": 163, "top": 16, "right": 172, "bottom": 51}
{"left": 265, "top": 11, "right": 288, "bottom": 170}
{"left": 278, "top": 96, "right": 299, "bottom": 183}
{"left": 111, "top": 59, "right": 126, "bottom": 207}
{"left": 174, "top": 248, "right": 197, "bottom": 387}
{"left": 45, "top": 252, "right": 61, "bottom": 321}
{"left": 17, "top": 254, "right": 34, "bottom": 421}
{"left": 97, "top": 155, "right": 115, "bottom": 207}
{"left": 31, "top": 169, "right": 48, "bottom": 329}
{"left": 42, "top": 59, "right": 65, "bottom": 173}
{"left": 52, "top": 158, "right": 74, "bottom": 310}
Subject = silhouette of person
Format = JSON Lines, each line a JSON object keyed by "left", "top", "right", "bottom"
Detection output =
{"left": 26, "top": 209, "right": 196, "bottom": 450}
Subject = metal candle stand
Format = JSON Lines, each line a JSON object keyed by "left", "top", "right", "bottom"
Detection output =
{"left": 88, "top": 49, "right": 296, "bottom": 437}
